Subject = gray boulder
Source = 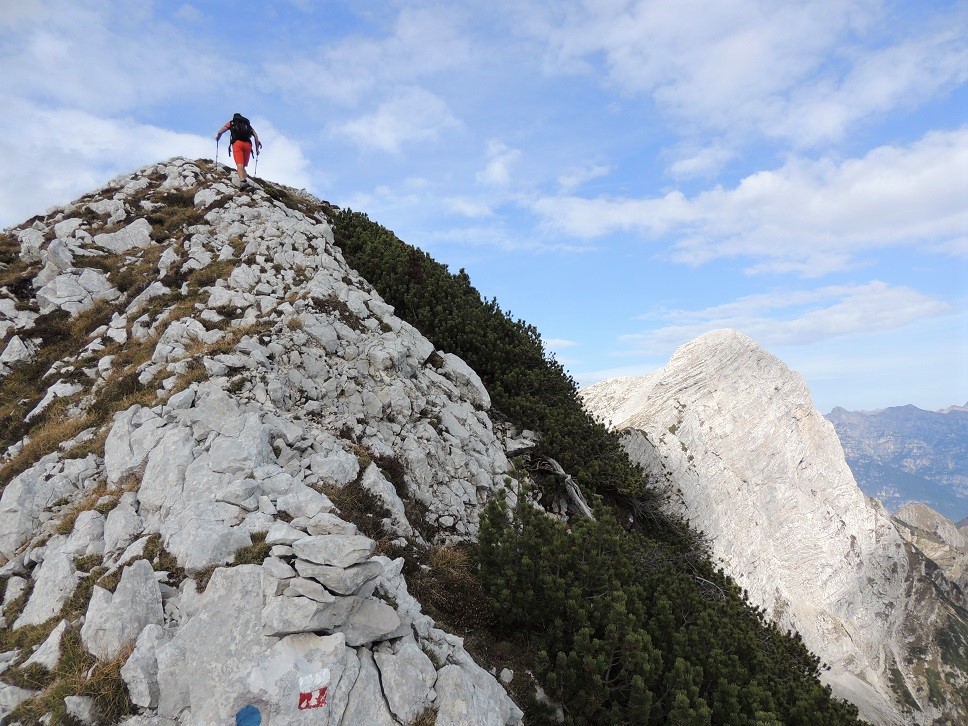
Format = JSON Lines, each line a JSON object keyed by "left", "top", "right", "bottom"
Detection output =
{"left": 342, "top": 648, "right": 396, "bottom": 725}
{"left": 15, "top": 549, "right": 78, "bottom": 628}
{"left": 93, "top": 218, "right": 153, "bottom": 253}
{"left": 120, "top": 623, "right": 166, "bottom": 709}
{"left": 375, "top": 639, "right": 438, "bottom": 723}
{"left": 262, "top": 594, "right": 401, "bottom": 646}
{"left": 291, "top": 535, "right": 375, "bottom": 569}
{"left": 81, "top": 559, "right": 164, "bottom": 660}
{"left": 436, "top": 662, "right": 524, "bottom": 726}
{"left": 155, "top": 566, "right": 276, "bottom": 720}
{"left": 24, "top": 619, "right": 68, "bottom": 669}
{"left": 293, "top": 559, "right": 383, "bottom": 596}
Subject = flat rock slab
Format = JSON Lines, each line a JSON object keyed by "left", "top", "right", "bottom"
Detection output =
{"left": 291, "top": 535, "right": 375, "bottom": 569}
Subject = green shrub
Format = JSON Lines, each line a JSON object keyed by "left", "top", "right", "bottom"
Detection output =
{"left": 329, "top": 207, "right": 863, "bottom": 724}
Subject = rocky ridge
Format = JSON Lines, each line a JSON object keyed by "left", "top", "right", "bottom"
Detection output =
{"left": 0, "top": 158, "right": 527, "bottom": 723}
{"left": 580, "top": 329, "right": 968, "bottom": 726}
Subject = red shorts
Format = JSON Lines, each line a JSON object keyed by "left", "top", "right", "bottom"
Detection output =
{"left": 232, "top": 141, "right": 252, "bottom": 166}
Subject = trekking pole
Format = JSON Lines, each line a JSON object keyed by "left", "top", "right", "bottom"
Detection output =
{"left": 215, "top": 138, "right": 219, "bottom": 171}
{"left": 254, "top": 151, "right": 258, "bottom": 177}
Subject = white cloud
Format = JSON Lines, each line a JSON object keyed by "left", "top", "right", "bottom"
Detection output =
{"left": 533, "top": 127, "right": 968, "bottom": 274}
{"left": 620, "top": 281, "right": 951, "bottom": 353}
{"left": 523, "top": 0, "right": 968, "bottom": 148}
{"left": 263, "top": 6, "right": 472, "bottom": 107}
{"left": 330, "top": 88, "right": 461, "bottom": 154}
{"left": 448, "top": 198, "right": 494, "bottom": 218}
{"left": 174, "top": 4, "right": 203, "bottom": 23}
{"left": 476, "top": 140, "right": 520, "bottom": 186}
{"left": 544, "top": 338, "right": 578, "bottom": 349}
{"left": 557, "top": 163, "right": 612, "bottom": 192}
{"left": 0, "top": 100, "right": 312, "bottom": 226}
{"left": 667, "top": 144, "right": 735, "bottom": 180}
{"left": 0, "top": 1, "right": 229, "bottom": 114}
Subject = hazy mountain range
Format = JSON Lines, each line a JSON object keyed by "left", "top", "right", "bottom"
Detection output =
{"left": 826, "top": 404, "right": 968, "bottom": 522}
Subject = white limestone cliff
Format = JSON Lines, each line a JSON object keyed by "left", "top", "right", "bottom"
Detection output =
{"left": 581, "top": 328, "right": 966, "bottom": 725}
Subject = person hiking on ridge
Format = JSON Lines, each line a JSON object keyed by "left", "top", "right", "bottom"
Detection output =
{"left": 216, "top": 113, "right": 262, "bottom": 187}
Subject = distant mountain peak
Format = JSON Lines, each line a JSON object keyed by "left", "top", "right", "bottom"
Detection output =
{"left": 582, "top": 331, "right": 968, "bottom": 724}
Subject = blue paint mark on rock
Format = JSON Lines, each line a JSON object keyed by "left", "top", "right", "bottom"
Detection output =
{"left": 236, "top": 704, "right": 262, "bottom": 726}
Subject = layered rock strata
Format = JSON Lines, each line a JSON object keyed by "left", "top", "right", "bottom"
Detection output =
{"left": 581, "top": 329, "right": 967, "bottom": 725}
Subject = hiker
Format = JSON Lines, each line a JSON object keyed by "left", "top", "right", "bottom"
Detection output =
{"left": 216, "top": 113, "right": 262, "bottom": 186}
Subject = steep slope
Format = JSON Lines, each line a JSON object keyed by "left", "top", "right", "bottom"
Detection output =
{"left": 893, "top": 503, "right": 968, "bottom": 592}
{"left": 581, "top": 329, "right": 968, "bottom": 725}
{"left": 0, "top": 160, "right": 871, "bottom": 725}
{"left": 826, "top": 405, "right": 968, "bottom": 521}
{"left": 0, "top": 158, "right": 523, "bottom": 723}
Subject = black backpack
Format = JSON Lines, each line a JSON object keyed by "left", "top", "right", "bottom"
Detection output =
{"left": 229, "top": 115, "right": 253, "bottom": 144}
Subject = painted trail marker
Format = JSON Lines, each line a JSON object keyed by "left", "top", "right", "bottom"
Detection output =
{"left": 298, "top": 669, "right": 331, "bottom": 711}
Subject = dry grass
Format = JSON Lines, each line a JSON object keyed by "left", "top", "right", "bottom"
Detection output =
{"left": 320, "top": 478, "right": 391, "bottom": 545}
{"left": 309, "top": 295, "right": 365, "bottom": 332}
{"left": 0, "top": 403, "right": 97, "bottom": 490}
{"left": 411, "top": 707, "right": 438, "bottom": 725}
{"left": 185, "top": 258, "right": 236, "bottom": 292}
{"left": 194, "top": 531, "right": 271, "bottom": 591}
{"left": 54, "top": 482, "right": 113, "bottom": 536}
{"left": 407, "top": 544, "right": 495, "bottom": 633}
{"left": 8, "top": 626, "right": 134, "bottom": 723}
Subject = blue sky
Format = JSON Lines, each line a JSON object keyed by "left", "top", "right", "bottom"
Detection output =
{"left": 1, "top": 0, "right": 966, "bottom": 414}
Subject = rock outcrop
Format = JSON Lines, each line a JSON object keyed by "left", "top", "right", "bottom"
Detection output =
{"left": 581, "top": 329, "right": 968, "bottom": 725}
{"left": 893, "top": 503, "right": 968, "bottom": 592}
{"left": 0, "top": 158, "right": 524, "bottom": 723}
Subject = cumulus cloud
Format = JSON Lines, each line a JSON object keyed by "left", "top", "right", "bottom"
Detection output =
{"left": 477, "top": 140, "right": 520, "bottom": 186}
{"left": 533, "top": 126, "right": 968, "bottom": 274}
{"left": 0, "top": 0, "right": 229, "bottom": 114}
{"left": 521, "top": 0, "right": 968, "bottom": 149}
{"left": 621, "top": 281, "right": 951, "bottom": 353}
{"left": 330, "top": 88, "right": 461, "bottom": 154}
{"left": 263, "top": 6, "right": 472, "bottom": 107}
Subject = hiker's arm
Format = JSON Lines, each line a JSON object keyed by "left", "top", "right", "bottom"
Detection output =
{"left": 253, "top": 129, "right": 262, "bottom": 153}
{"left": 215, "top": 122, "right": 230, "bottom": 141}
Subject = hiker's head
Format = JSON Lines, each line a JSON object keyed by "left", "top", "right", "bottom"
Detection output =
{"left": 233, "top": 113, "right": 243, "bottom": 121}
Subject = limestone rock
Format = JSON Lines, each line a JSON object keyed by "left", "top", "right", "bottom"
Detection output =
{"left": 262, "top": 594, "right": 401, "bottom": 646}
{"left": 93, "top": 218, "right": 153, "bottom": 253}
{"left": 247, "top": 632, "right": 360, "bottom": 723}
{"left": 15, "top": 550, "right": 78, "bottom": 628}
{"left": 120, "top": 623, "right": 166, "bottom": 709}
{"left": 0, "top": 682, "right": 34, "bottom": 718}
{"left": 342, "top": 648, "right": 396, "bottom": 725}
{"left": 374, "top": 639, "right": 438, "bottom": 723}
{"left": 0, "top": 455, "right": 100, "bottom": 558}
{"left": 81, "top": 559, "right": 164, "bottom": 660}
{"left": 439, "top": 351, "right": 491, "bottom": 410}
{"left": 155, "top": 566, "right": 276, "bottom": 720}
{"left": 64, "top": 694, "right": 96, "bottom": 724}
{"left": 580, "top": 329, "right": 947, "bottom": 725}
{"left": 36, "top": 268, "right": 119, "bottom": 314}
{"left": 436, "top": 662, "right": 524, "bottom": 726}
{"left": 291, "top": 535, "right": 375, "bottom": 569}
{"left": 0, "top": 335, "right": 35, "bottom": 367}
{"left": 24, "top": 619, "right": 68, "bottom": 669}
{"left": 103, "top": 494, "right": 145, "bottom": 555}
{"left": 293, "top": 559, "right": 383, "bottom": 596}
